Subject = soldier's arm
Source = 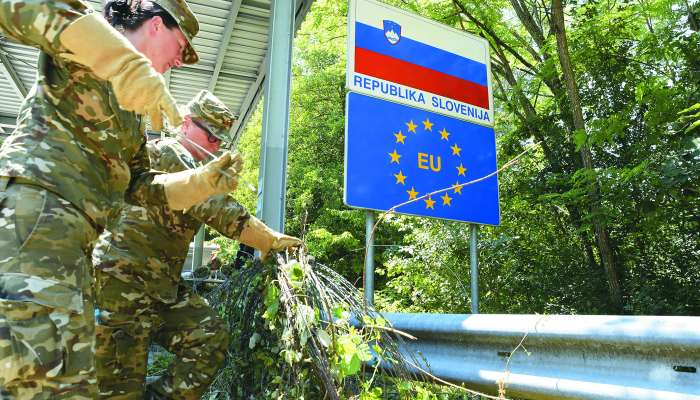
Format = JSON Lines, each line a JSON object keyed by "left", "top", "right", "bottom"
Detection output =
{"left": 0, "top": 0, "right": 90, "bottom": 55}
{"left": 126, "top": 138, "right": 199, "bottom": 208}
{"left": 186, "top": 195, "right": 251, "bottom": 239}
{"left": 124, "top": 141, "right": 170, "bottom": 208}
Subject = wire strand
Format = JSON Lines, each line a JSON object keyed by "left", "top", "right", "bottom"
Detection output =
{"left": 363, "top": 141, "right": 541, "bottom": 290}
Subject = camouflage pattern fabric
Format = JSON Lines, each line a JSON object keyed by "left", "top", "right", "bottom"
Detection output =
{"left": 93, "top": 136, "right": 250, "bottom": 304}
{"left": 186, "top": 90, "right": 235, "bottom": 141}
{"left": 0, "top": 1, "right": 197, "bottom": 398}
{"left": 0, "top": 1, "right": 168, "bottom": 230}
{"left": 95, "top": 271, "right": 229, "bottom": 400}
{"left": 0, "top": 181, "right": 98, "bottom": 399}
{"left": 93, "top": 136, "right": 249, "bottom": 398}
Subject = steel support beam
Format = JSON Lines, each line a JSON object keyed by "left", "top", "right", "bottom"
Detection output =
{"left": 256, "top": 0, "right": 295, "bottom": 232}
{"left": 0, "top": 46, "right": 27, "bottom": 98}
{"left": 227, "top": 0, "right": 314, "bottom": 145}
{"left": 208, "top": 0, "right": 244, "bottom": 92}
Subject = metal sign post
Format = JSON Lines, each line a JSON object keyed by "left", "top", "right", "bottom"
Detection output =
{"left": 470, "top": 223, "right": 479, "bottom": 314}
{"left": 364, "top": 211, "right": 375, "bottom": 306}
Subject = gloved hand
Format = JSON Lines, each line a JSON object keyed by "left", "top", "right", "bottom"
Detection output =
{"left": 58, "top": 13, "right": 181, "bottom": 130}
{"left": 239, "top": 216, "right": 303, "bottom": 260}
{"left": 154, "top": 152, "right": 243, "bottom": 210}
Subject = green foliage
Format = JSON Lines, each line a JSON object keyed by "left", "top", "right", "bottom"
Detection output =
{"left": 203, "top": 255, "right": 424, "bottom": 399}
{"left": 217, "top": 0, "right": 698, "bottom": 373}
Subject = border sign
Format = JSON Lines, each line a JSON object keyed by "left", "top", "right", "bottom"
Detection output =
{"left": 344, "top": 92, "right": 500, "bottom": 225}
{"left": 346, "top": 0, "right": 494, "bottom": 127}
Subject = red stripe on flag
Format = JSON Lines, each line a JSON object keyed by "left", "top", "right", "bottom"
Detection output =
{"left": 355, "top": 47, "right": 489, "bottom": 110}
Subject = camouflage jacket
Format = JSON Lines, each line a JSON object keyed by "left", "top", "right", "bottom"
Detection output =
{"left": 93, "top": 137, "right": 250, "bottom": 303}
{"left": 0, "top": 0, "right": 166, "bottom": 229}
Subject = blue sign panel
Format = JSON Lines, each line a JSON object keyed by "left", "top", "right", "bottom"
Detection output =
{"left": 344, "top": 92, "right": 500, "bottom": 225}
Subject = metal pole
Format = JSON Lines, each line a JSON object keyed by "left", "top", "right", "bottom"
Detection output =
{"left": 192, "top": 225, "right": 205, "bottom": 270}
{"left": 470, "top": 223, "right": 479, "bottom": 314}
{"left": 364, "top": 211, "right": 375, "bottom": 306}
{"left": 257, "top": 0, "right": 295, "bottom": 232}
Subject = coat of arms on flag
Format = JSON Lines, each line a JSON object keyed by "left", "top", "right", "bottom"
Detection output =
{"left": 383, "top": 20, "right": 401, "bottom": 45}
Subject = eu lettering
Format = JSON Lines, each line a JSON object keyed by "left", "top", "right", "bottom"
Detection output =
{"left": 417, "top": 152, "right": 441, "bottom": 172}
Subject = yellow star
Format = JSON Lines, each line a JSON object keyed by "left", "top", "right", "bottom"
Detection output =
{"left": 441, "top": 192, "right": 452, "bottom": 206}
{"left": 424, "top": 196, "right": 435, "bottom": 209}
{"left": 451, "top": 143, "right": 462, "bottom": 156}
{"left": 453, "top": 182, "right": 463, "bottom": 195}
{"left": 439, "top": 128, "right": 449, "bottom": 141}
{"left": 456, "top": 163, "right": 467, "bottom": 176}
{"left": 406, "top": 120, "right": 417, "bottom": 133}
{"left": 394, "top": 170, "right": 407, "bottom": 185}
{"left": 422, "top": 118, "right": 434, "bottom": 131}
{"left": 394, "top": 131, "right": 406, "bottom": 144}
{"left": 389, "top": 149, "right": 401, "bottom": 164}
{"left": 407, "top": 186, "right": 419, "bottom": 200}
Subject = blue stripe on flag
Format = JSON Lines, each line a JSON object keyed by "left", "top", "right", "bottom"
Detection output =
{"left": 355, "top": 22, "right": 488, "bottom": 87}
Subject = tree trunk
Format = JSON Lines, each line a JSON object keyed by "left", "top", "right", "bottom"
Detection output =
{"left": 550, "top": 0, "right": 623, "bottom": 312}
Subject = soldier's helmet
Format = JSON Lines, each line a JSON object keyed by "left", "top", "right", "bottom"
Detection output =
{"left": 186, "top": 90, "right": 236, "bottom": 141}
{"left": 151, "top": 0, "right": 200, "bottom": 64}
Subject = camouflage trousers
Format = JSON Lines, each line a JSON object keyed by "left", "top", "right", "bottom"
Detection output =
{"left": 0, "top": 180, "right": 98, "bottom": 399}
{"left": 94, "top": 270, "right": 229, "bottom": 400}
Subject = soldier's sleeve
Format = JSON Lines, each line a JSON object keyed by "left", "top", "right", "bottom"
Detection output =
{"left": 187, "top": 195, "right": 251, "bottom": 239}
{"left": 0, "top": 0, "right": 90, "bottom": 56}
{"left": 126, "top": 138, "right": 198, "bottom": 207}
{"left": 124, "top": 141, "right": 168, "bottom": 208}
{"left": 153, "top": 140, "right": 197, "bottom": 173}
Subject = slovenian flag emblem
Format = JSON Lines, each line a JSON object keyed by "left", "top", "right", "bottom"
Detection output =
{"left": 383, "top": 20, "right": 401, "bottom": 45}
{"left": 353, "top": 20, "right": 489, "bottom": 111}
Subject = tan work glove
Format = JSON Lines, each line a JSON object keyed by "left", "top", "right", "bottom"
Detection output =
{"left": 239, "top": 216, "right": 303, "bottom": 260}
{"left": 154, "top": 152, "right": 243, "bottom": 210}
{"left": 58, "top": 13, "right": 181, "bottom": 130}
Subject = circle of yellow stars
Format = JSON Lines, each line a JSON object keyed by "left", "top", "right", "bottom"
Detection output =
{"left": 388, "top": 117, "right": 467, "bottom": 210}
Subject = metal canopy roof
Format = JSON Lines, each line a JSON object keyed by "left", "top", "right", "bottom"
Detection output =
{"left": 0, "top": 0, "right": 313, "bottom": 141}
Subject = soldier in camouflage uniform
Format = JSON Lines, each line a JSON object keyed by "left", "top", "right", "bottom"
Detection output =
{"left": 0, "top": 1, "right": 243, "bottom": 398}
{"left": 93, "top": 90, "right": 302, "bottom": 399}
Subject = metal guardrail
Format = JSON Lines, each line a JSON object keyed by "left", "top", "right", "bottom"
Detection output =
{"left": 384, "top": 313, "right": 700, "bottom": 400}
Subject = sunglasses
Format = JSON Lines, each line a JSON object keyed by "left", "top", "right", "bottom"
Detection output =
{"left": 192, "top": 119, "right": 221, "bottom": 144}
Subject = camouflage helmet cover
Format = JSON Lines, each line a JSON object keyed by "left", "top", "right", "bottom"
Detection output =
{"left": 186, "top": 90, "right": 235, "bottom": 141}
